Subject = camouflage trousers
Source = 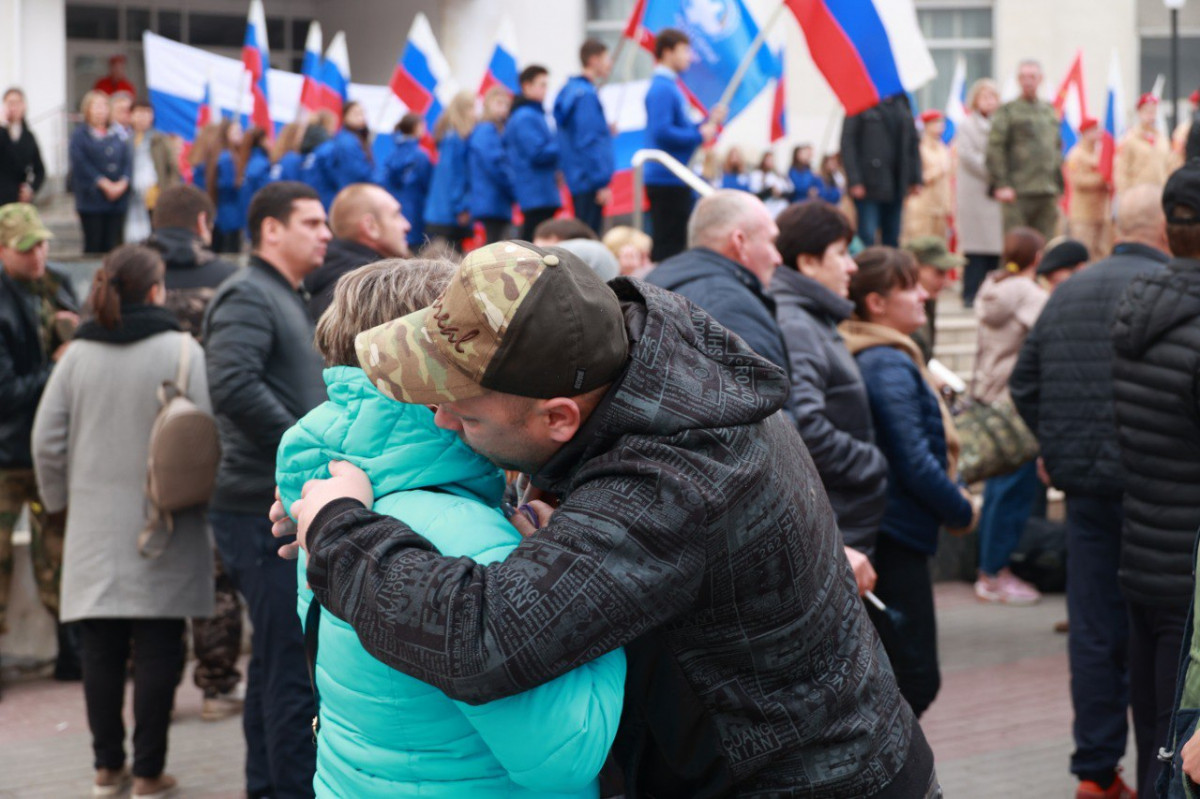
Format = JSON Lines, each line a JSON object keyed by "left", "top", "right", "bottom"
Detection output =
{"left": 191, "top": 546, "right": 244, "bottom": 697}
{"left": 0, "top": 469, "right": 63, "bottom": 633}
{"left": 1003, "top": 194, "right": 1062, "bottom": 241}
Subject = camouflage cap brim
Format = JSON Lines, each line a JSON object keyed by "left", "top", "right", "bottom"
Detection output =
{"left": 15, "top": 227, "right": 52, "bottom": 252}
{"left": 355, "top": 308, "right": 489, "bottom": 405}
{"left": 928, "top": 253, "right": 967, "bottom": 271}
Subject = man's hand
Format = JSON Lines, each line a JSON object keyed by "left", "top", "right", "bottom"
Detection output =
{"left": 17, "top": 183, "right": 33, "bottom": 203}
{"left": 1182, "top": 724, "right": 1200, "bottom": 783}
{"left": 994, "top": 186, "right": 1017, "bottom": 203}
{"left": 947, "top": 488, "right": 983, "bottom": 537}
{"left": 849, "top": 184, "right": 866, "bottom": 200}
{"left": 844, "top": 546, "right": 877, "bottom": 596}
{"left": 286, "top": 461, "right": 373, "bottom": 553}
{"left": 699, "top": 121, "right": 719, "bottom": 144}
{"left": 595, "top": 187, "right": 612, "bottom": 207}
{"left": 269, "top": 486, "right": 299, "bottom": 559}
{"left": 709, "top": 105, "right": 728, "bottom": 126}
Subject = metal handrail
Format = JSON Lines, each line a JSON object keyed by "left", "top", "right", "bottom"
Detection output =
{"left": 631, "top": 149, "right": 715, "bottom": 231}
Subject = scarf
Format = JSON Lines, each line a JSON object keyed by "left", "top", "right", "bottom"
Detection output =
{"left": 74, "top": 304, "right": 182, "bottom": 344}
{"left": 840, "top": 318, "right": 961, "bottom": 480}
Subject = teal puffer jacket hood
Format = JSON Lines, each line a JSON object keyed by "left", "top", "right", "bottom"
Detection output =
{"left": 277, "top": 367, "right": 625, "bottom": 798}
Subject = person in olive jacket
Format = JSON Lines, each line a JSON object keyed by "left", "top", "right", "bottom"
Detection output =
{"left": 768, "top": 200, "right": 888, "bottom": 595}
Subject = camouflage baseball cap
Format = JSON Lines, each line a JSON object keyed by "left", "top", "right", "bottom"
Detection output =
{"left": 356, "top": 241, "right": 629, "bottom": 404}
{"left": 0, "top": 203, "right": 52, "bottom": 252}
{"left": 904, "top": 236, "right": 965, "bottom": 271}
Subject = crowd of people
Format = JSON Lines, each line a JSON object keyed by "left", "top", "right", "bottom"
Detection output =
{"left": 5, "top": 30, "right": 1200, "bottom": 799}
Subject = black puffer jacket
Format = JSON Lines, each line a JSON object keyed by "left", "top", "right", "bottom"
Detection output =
{"left": 202, "top": 256, "right": 326, "bottom": 514}
{"left": 839, "top": 94, "right": 922, "bottom": 204}
{"left": 1010, "top": 242, "right": 1169, "bottom": 496}
{"left": 769, "top": 267, "right": 888, "bottom": 555}
{"left": 145, "top": 226, "right": 239, "bottom": 338}
{"left": 1112, "top": 257, "right": 1200, "bottom": 608}
{"left": 303, "top": 238, "right": 383, "bottom": 322}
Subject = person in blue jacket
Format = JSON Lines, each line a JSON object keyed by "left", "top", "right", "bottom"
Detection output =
{"left": 276, "top": 257, "right": 625, "bottom": 799}
{"left": 644, "top": 28, "right": 724, "bottom": 263}
{"left": 268, "top": 122, "right": 305, "bottom": 183}
{"left": 841, "top": 246, "right": 978, "bottom": 720}
{"left": 424, "top": 92, "right": 476, "bottom": 252}
{"left": 469, "top": 87, "right": 516, "bottom": 244}
{"left": 375, "top": 112, "right": 432, "bottom": 251}
{"left": 720, "top": 146, "right": 752, "bottom": 192}
{"left": 311, "top": 102, "right": 375, "bottom": 209}
{"left": 239, "top": 127, "right": 271, "bottom": 236}
{"left": 789, "top": 144, "right": 828, "bottom": 204}
{"left": 553, "top": 39, "right": 615, "bottom": 235}
{"left": 70, "top": 91, "right": 130, "bottom": 254}
{"left": 206, "top": 119, "right": 244, "bottom": 254}
{"left": 505, "top": 66, "right": 561, "bottom": 241}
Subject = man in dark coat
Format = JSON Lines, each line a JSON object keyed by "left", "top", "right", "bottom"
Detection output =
{"left": 0, "top": 89, "right": 45, "bottom": 206}
{"left": 645, "top": 190, "right": 788, "bottom": 374}
{"left": 277, "top": 241, "right": 940, "bottom": 798}
{"left": 1010, "top": 183, "right": 1169, "bottom": 799}
{"left": 840, "top": 93, "right": 922, "bottom": 247}
{"left": 1111, "top": 162, "right": 1200, "bottom": 799}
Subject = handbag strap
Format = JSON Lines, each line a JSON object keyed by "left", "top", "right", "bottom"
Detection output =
{"left": 174, "top": 333, "right": 190, "bottom": 397}
{"left": 305, "top": 597, "right": 322, "bottom": 745}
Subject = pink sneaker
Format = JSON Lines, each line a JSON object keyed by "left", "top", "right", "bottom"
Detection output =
{"left": 997, "top": 569, "right": 1041, "bottom": 605}
{"left": 974, "top": 573, "right": 1004, "bottom": 603}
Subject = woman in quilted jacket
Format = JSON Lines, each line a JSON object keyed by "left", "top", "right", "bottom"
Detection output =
{"left": 275, "top": 258, "right": 625, "bottom": 798}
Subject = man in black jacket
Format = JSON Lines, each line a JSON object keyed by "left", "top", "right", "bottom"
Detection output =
{"left": 304, "top": 182, "right": 410, "bottom": 320}
{"left": 840, "top": 93, "right": 922, "bottom": 247}
{"left": 1010, "top": 183, "right": 1168, "bottom": 799}
{"left": 202, "top": 182, "right": 329, "bottom": 799}
{"left": 1111, "top": 162, "right": 1200, "bottom": 798}
{"left": 0, "top": 89, "right": 45, "bottom": 206}
{"left": 276, "top": 242, "right": 939, "bottom": 798}
{"left": 0, "top": 203, "right": 78, "bottom": 690}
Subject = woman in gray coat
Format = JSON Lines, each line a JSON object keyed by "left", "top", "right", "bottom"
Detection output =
{"left": 32, "top": 244, "right": 213, "bottom": 799}
{"left": 956, "top": 79, "right": 1005, "bottom": 307}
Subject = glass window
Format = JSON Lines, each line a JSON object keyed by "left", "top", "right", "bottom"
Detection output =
{"left": 913, "top": 7, "right": 994, "bottom": 113}
{"left": 586, "top": 0, "right": 653, "bottom": 80}
{"left": 267, "top": 17, "right": 286, "bottom": 50}
{"left": 66, "top": 6, "right": 120, "bottom": 40}
{"left": 125, "top": 8, "right": 151, "bottom": 42}
{"left": 292, "top": 19, "right": 314, "bottom": 52}
{"left": 588, "top": 0, "right": 635, "bottom": 21}
{"left": 188, "top": 13, "right": 244, "bottom": 48}
{"left": 1140, "top": 36, "right": 1200, "bottom": 106}
{"left": 960, "top": 8, "right": 993, "bottom": 38}
{"left": 158, "top": 11, "right": 182, "bottom": 42}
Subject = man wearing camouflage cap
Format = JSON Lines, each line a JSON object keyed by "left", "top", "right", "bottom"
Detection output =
{"left": 904, "top": 235, "right": 965, "bottom": 364}
{"left": 0, "top": 202, "right": 80, "bottom": 693}
{"left": 275, "top": 240, "right": 939, "bottom": 797}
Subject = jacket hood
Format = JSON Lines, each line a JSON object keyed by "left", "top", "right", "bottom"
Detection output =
{"left": 552, "top": 76, "right": 591, "bottom": 120}
{"left": 1113, "top": 258, "right": 1200, "bottom": 359}
{"left": 840, "top": 318, "right": 925, "bottom": 365}
{"left": 534, "top": 278, "right": 788, "bottom": 493}
{"left": 767, "top": 267, "right": 854, "bottom": 323}
{"left": 278, "top": 366, "right": 505, "bottom": 508}
{"left": 974, "top": 271, "right": 1026, "bottom": 328}
{"left": 145, "top": 227, "right": 210, "bottom": 270}
{"left": 304, "top": 238, "right": 382, "bottom": 298}
{"left": 511, "top": 96, "right": 545, "bottom": 116}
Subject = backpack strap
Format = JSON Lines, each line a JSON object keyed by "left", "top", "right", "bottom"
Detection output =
{"left": 174, "top": 333, "right": 191, "bottom": 397}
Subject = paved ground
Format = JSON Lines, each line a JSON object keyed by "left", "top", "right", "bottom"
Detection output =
{"left": 0, "top": 581, "right": 1134, "bottom": 798}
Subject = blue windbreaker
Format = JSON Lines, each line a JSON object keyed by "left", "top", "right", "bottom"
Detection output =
{"left": 213, "top": 150, "right": 241, "bottom": 233}
{"left": 644, "top": 71, "right": 702, "bottom": 187}
{"left": 239, "top": 147, "right": 271, "bottom": 233}
{"left": 468, "top": 121, "right": 515, "bottom": 221}
{"left": 311, "top": 128, "right": 374, "bottom": 209}
{"left": 553, "top": 76, "right": 614, "bottom": 196}
{"left": 374, "top": 135, "right": 433, "bottom": 247}
{"left": 424, "top": 131, "right": 470, "bottom": 227}
{"left": 504, "top": 97, "right": 561, "bottom": 211}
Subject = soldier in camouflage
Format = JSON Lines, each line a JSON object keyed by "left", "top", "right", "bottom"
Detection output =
{"left": 987, "top": 60, "right": 1064, "bottom": 240}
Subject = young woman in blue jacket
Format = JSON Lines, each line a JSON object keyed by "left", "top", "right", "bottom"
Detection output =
{"left": 268, "top": 122, "right": 305, "bottom": 183}
{"left": 719, "top": 146, "right": 752, "bottom": 192}
{"left": 841, "top": 246, "right": 977, "bottom": 719}
{"left": 69, "top": 91, "right": 130, "bottom": 254}
{"left": 238, "top": 127, "right": 271, "bottom": 236}
{"left": 375, "top": 113, "right": 432, "bottom": 250}
{"left": 276, "top": 258, "right": 625, "bottom": 799}
{"left": 205, "top": 119, "right": 244, "bottom": 254}
{"left": 424, "top": 92, "right": 476, "bottom": 252}
{"left": 312, "top": 102, "right": 374, "bottom": 209}
{"left": 469, "top": 87, "right": 516, "bottom": 244}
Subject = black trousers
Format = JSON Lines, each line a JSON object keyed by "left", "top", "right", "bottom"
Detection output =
{"left": 78, "top": 211, "right": 124, "bottom": 254}
{"left": 80, "top": 617, "right": 185, "bottom": 778}
{"left": 572, "top": 191, "right": 604, "bottom": 235}
{"left": 646, "top": 184, "right": 695, "bottom": 262}
{"left": 962, "top": 253, "right": 1000, "bottom": 308}
{"left": 520, "top": 206, "right": 559, "bottom": 241}
{"left": 1129, "top": 599, "right": 1189, "bottom": 798}
{"left": 480, "top": 218, "right": 512, "bottom": 245}
{"left": 868, "top": 534, "right": 940, "bottom": 718}
{"left": 425, "top": 223, "right": 471, "bottom": 254}
{"left": 212, "top": 228, "right": 243, "bottom": 255}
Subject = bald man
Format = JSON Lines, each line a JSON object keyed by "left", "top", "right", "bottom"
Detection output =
{"left": 645, "top": 190, "right": 787, "bottom": 372}
{"left": 303, "top": 183, "right": 411, "bottom": 320}
{"left": 1010, "top": 182, "right": 1169, "bottom": 798}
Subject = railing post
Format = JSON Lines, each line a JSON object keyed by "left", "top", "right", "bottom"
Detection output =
{"left": 630, "top": 149, "right": 716, "bottom": 236}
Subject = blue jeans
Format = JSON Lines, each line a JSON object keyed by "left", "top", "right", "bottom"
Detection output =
{"left": 977, "top": 460, "right": 1040, "bottom": 575}
{"left": 211, "top": 512, "right": 315, "bottom": 798}
{"left": 572, "top": 191, "right": 604, "bottom": 235}
{"left": 1065, "top": 495, "right": 1130, "bottom": 782}
{"left": 855, "top": 199, "right": 903, "bottom": 247}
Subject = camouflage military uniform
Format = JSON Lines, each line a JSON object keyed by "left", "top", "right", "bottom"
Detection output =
{"left": 0, "top": 470, "right": 63, "bottom": 631}
{"left": 986, "top": 97, "right": 1064, "bottom": 239}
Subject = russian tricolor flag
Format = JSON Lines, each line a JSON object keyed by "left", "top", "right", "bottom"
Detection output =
{"left": 389, "top": 13, "right": 456, "bottom": 131}
{"left": 195, "top": 75, "right": 215, "bottom": 135}
{"left": 943, "top": 56, "right": 967, "bottom": 144}
{"left": 316, "top": 31, "right": 351, "bottom": 117}
{"left": 241, "top": 0, "right": 272, "bottom": 135}
{"left": 298, "top": 21, "right": 323, "bottom": 114}
{"left": 1054, "top": 51, "right": 1088, "bottom": 155}
{"left": 1101, "top": 49, "right": 1125, "bottom": 185}
{"left": 478, "top": 18, "right": 520, "bottom": 97}
{"left": 771, "top": 49, "right": 786, "bottom": 143}
{"left": 786, "top": 0, "right": 936, "bottom": 115}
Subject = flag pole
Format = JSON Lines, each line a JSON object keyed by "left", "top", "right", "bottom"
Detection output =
{"left": 600, "top": 0, "right": 646, "bottom": 89}
{"left": 713, "top": 2, "right": 788, "bottom": 115}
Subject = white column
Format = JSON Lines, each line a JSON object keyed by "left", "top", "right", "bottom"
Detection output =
{"left": 0, "top": 0, "right": 68, "bottom": 183}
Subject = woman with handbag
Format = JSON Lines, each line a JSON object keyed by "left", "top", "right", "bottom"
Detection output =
{"left": 972, "top": 227, "right": 1048, "bottom": 605}
{"left": 842, "top": 246, "right": 978, "bottom": 718}
{"left": 31, "top": 244, "right": 214, "bottom": 798}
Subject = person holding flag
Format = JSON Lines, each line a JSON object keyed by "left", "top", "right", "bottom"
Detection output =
{"left": 554, "top": 39, "right": 616, "bottom": 236}
{"left": 504, "top": 65, "right": 562, "bottom": 241}
{"left": 1115, "top": 94, "right": 1172, "bottom": 198}
{"left": 1065, "top": 119, "right": 1111, "bottom": 258}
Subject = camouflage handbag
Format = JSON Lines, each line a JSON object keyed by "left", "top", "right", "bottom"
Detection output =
{"left": 953, "top": 396, "right": 1039, "bottom": 485}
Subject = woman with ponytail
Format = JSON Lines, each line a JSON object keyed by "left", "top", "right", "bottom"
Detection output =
{"left": 32, "top": 244, "right": 213, "bottom": 798}
{"left": 206, "top": 119, "right": 245, "bottom": 254}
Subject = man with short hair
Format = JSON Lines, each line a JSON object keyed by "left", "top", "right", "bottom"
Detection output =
{"left": 0, "top": 203, "right": 79, "bottom": 693}
{"left": 531, "top": 216, "right": 596, "bottom": 246}
{"left": 905, "top": 236, "right": 965, "bottom": 363}
{"left": 0, "top": 88, "right": 45, "bottom": 206}
{"left": 645, "top": 189, "right": 788, "bottom": 372}
{"left": 645, "top": 28, "right": 724, "bottom": 262}
{"left": 1010, "top": 183, "right": 1169, "bottom": 799}
{"left": 506, "top": 65, "right": 562, "bottom": 241}
{"left": 202, "top": 181, "right": 330, "bottom": 799}
{"left": 554, "top": 38, "right": 615, "bottom": 235}
{"left": 987, "top": 59, "right": 1063, "bottom": 238}
{"left": 305, "top": 182, "right": 410, "bottom": 320}
{"left": 279, "top": 240, "right": 939, "bottom": 798}
{"left": 375, "top": 112, "right": 432, "bottom": 252}
{"left": 840, "top": 92, "right": 922, "bottom": 247}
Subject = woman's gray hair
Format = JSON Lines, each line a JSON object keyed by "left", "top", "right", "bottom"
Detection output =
{"left": 314, "top": 258, "right": 456, "bottom": 368}
{"left": 966, "top": 78, "right": 999, "bottom": 112}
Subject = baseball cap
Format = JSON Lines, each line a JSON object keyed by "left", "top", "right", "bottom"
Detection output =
{"left": 1036, "top": 239, "right": 1090, "bottom": 277}
{"left": 356, "top": 241, "right": 629, "bottom": 405}
{"left": 1163, "top": 160, "right": 1200, "bottom": 225}
{"left": 904, "top": 236, "right": 965, "bottom": 271}
{"left": 0, "top": 203, "right": 53, "bottom": 252}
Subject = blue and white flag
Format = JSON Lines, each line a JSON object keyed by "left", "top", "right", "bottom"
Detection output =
{"left": 943, "top": 55, "right": 966, "bottom": 143}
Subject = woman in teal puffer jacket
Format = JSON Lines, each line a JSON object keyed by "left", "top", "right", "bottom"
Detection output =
{"left": 275, "top": 259, "right": 625, "bottom": 799}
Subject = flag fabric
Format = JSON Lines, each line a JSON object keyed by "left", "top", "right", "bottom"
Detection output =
{"left": 629, "top": 0, "right": 781, "bottom": 122}
{"left": 241, "top": 0, "right": 272, "bottom": 134}
{"left": 298, "top": 21, "right": 323, "bottom": 113}
{"left": 195, "top": 75, "right": 215, "bottom": 135}
{"left": 786, "top": 0, "right": 936, "bottom": 115}
{"left": 1101, "top": 50, "right": 1125, "bottom": 185}
{"left": 599, "top": 79, "right": 652, "bottom": 218}
{"left": 389, "top": 12, "right": 457, "bottom": 130}
{"left": 770, "top": 49, "right": 786, "bottom": 142}
{"left": 943, "top": 55, "right": 967, "bottom": 144}
{"left": 1150, "top": 74, "right": 1169, "bottom": 136}
{"left": 316, "top": 31, "right": 351, "bottom": 116}
{"left": 478, "top": 17, "right": 520, "bottom": 97}
{"left": 1054, "top": 51, "right": 1088, "bottom": 155}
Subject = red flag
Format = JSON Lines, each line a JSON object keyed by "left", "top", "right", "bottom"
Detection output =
{"left": 623, "top": 0, "right": 656, "bottom": 52}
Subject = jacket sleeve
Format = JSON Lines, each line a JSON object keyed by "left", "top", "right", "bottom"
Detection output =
{"left": 840, "top": 114, "right": 862, "bottom": 187}
{"left": 306, "top": 462, "right": 709, "bottom": 704}
{"left": 575, "top": 93, "right": 614, "bottom": 184}
{"left": 28, "top": 132, "right": 45, "bottom": 192}
{"left": 986, "top": 107, "right": 1010, "bottom": 189}
{"left": 646, "top": 84, "right": 703, "bottom": 151}
{"left": 0, "top": 333, "right": 51, "bottom": 418}
{"left": 117, "top": 137, "right": 131, "bottom": 182}
{"left": 476, "top": 129, "right": 515, "bottom": 195}
{"left": 217, "top": 150, "right": 238, "bottom": 190}
{"left": 510, "top": 111, "right": 560, "bottom": 169}
{"left": 415, "top": 151, "right": 433, "bottom": 196}
{"left": 204, "top": 285, "right": 298, "bottom": 453}
{"left": 30, "top": 351, "right": 71, "bottom": 513}
{"left": 1009, "top": 319, "right": 1042, "bottom": 433}
{"left": 863, "top": 354, "right": 972, "bottom": 527}
{"left": 450, "top": 138, "right": 470, "bottom": 216}
{"left": 69, "top": 129, "right": 102, "bottom": 187}
{"left": 696, "top": 287, "right": 787, "bottom": 372}
{"left": 957, "top": 122, "right": 988, "bottom": 181}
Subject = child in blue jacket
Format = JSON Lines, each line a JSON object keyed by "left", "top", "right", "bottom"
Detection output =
{"left": 505, "top": 65, "right": 561, "bottom": 240}
{"left": 553, "top": 40, "right": 615, "bottom": 235}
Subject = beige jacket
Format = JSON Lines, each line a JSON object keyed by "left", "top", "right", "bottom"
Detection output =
{"left": 1065, "top": 143, "right": 1110, "bottom": 223}
{"left": 971, "top": 271, "right": 1047, "bottom": 405}
{"left": 904, "top": 136, "right": 953, "bottom": 241}
{"left": 1116, "top": 127, "right": 1172, "bottom": 194}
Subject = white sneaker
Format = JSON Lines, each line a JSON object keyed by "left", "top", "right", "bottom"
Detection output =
{"left": 974, "top": 573, "right": 1004, "bottom": 603}
{"left": 997, "top": 569, "right": 1041, "bottom": 605}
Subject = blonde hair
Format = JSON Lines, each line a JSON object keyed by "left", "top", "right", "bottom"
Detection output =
{"left": 602, "top": 226, "right": 652, "bottom": 258}
{"left": 270, "top": 122, "right": 304, "bottom": 163}
{"left": 481, "top": 86, "right": 513, "bottom": 126}
{"left": 314, "top": 258, "right": 456, "bottom": 368}
{"left": 434, "top": 91, "right": 477, "bottom": 141}
{"left": 967, "top": 78, "right": 1000, "bottom": 113}
{"left": 79, "top": 90, "right": 109, "bottom": 124}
